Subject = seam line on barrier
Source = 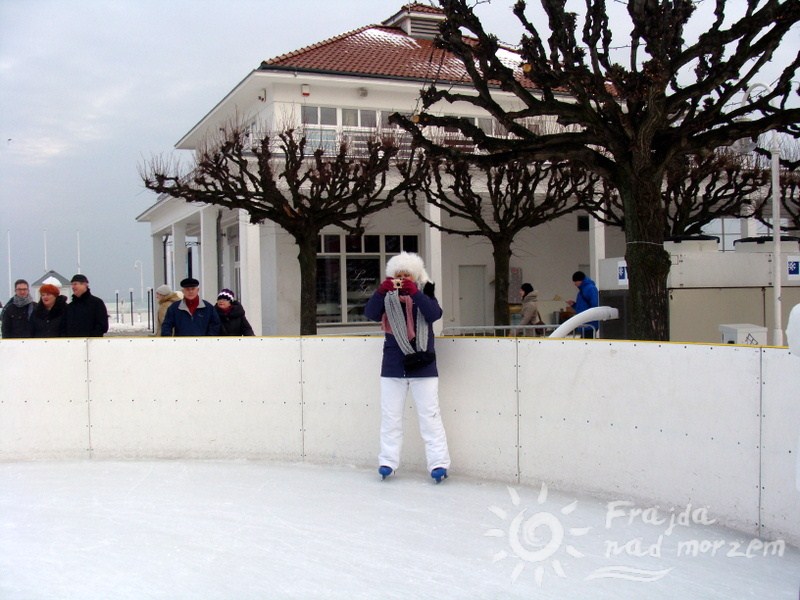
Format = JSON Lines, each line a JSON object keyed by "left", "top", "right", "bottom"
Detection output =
{"left": 85, "top": 338, "right": 93, "bottom": 459}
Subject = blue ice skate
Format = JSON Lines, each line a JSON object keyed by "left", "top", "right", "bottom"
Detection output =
{"left": 379, "top": 465, "right": 394, "bottom": 480}
{"left": 431, "top": 467, "right": 448, "bottom": 483}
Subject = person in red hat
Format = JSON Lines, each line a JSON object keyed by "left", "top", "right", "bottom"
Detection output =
{"left": 31, "top": 284, "right": 68, "bottom": 337}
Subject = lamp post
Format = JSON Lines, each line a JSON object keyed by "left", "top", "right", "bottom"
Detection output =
{"left": 133, "top": 259, "right": 144, "bottom": 304}
{"left": 770, "top": 133, "right": 783, "bottom": 346}
{"left": 740, "top": 83, "right": 783, "bottom": 346}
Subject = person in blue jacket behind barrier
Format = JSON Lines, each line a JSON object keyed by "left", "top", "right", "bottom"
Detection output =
{"left": 566, "top": 270, "right": 599, "bottom": 338}
{"left": 363, "top": 252, "right": 450, "bottom": 484}
{"left": 161, "top": 277, "right": 220, "bottom": 336}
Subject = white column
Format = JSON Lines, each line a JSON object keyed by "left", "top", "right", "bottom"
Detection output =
{"left": 424, "top": 203, "right": 444, "bottom": 335}
{"left": 771, "top": 137, "right": 783, "bottom": 346}
{"left": 171, "top": 222, "right": 187, "bottom": 285}
{"left": 740, "top": 217, "right": 759, "bottom": 240}
{"left": 151, "top": 234, "right": 166, "bottom": 288}
{"left": 200, "top": 207, "right": 219, "bottom": 300}
{"left": 589, "top": 216, "right": 606, "bottom": 286}
{"left": 239, "top": 210, "right": 263, "bottom": 335}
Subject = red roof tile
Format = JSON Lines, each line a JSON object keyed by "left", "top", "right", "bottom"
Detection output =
{"left": 259, "top": 2, "right": 527, "bottom": 89}
{"left": 260, "top": 25, "right": 479, "bottom": 85}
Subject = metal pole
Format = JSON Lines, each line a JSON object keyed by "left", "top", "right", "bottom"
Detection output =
{"left": 129, "top": 288, "right": 134, "bottom": 326}
{"left": 115, "top": 290, "right": 120, "bottom": 323}
{"left": 771, "top": 136, "right": 783, "bottom": 346}
{"left": 134, "top": 259, "right": 143, "bottom": 303}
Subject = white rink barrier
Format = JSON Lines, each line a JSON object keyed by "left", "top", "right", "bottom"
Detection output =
{"left": 1, "top": 336, "right": 798, "bottom": 547}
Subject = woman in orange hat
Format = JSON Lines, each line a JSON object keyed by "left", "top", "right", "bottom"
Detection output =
{"left": 30, "top": 284, "right": 68, "bottom": 337}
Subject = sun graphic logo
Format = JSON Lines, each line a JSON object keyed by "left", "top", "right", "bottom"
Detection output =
{"left": 485, "top": 483, "right": 590, "bottom": 585}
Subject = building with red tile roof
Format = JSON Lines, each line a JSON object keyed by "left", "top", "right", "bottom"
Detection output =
{"left": 138, "top": 3, "right": 626, "bottom": 336}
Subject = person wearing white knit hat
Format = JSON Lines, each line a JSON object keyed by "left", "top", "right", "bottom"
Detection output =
{"left": 364, "top": 251, "right": 451, "bottom": 483}
{"left": 155, "top": 284, "right": 181, "bottom": 336}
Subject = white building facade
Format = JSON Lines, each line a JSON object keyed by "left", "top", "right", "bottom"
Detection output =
{"left": 137, "top": 4, "right": 627, "bottom": 336}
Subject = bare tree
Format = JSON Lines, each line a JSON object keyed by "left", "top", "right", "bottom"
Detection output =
{"left": 390, "top": 0, "right": 800, "bottom": 340}
{"left": 141, "top": 127, "right": 403, "bottom": 335}
{"left": 754, "top": 139, "right": 800, "bottom": 231}
{"left": 588, "top": 148, "right": 770, "bottom": 236}
{"left": 399, "top": 154, "right": 608, "bottom": 324}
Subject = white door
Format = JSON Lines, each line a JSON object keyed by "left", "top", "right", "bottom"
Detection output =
{"left": 459, "top": 265, "right": 486, "bottom": 326}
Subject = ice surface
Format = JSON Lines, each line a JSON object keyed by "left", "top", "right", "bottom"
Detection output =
{"left": 1, "top": 461, "right": 798, "bottom": 599}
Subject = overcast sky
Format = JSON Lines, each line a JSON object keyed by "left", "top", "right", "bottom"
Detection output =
{"left": 0, "top": 0, "right": 796, "bottom": 302}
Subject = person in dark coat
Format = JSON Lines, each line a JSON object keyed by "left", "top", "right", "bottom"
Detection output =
{"left": 1, "top": 279, "right": 34, "bottom": 338}
{"left": 30, "top": 284, "right": 68, "bottom": 337}
{"left": 363, "top": 252, "right": 450, "bottom": 483}
{"left": 161, "top": 277, "right": 221, "bottom": 336}
{"left": 214, "top": 289, "right": 254, "bottom": 336}
{"left": 64, "top": 274, "right": 109, "bottom": 337}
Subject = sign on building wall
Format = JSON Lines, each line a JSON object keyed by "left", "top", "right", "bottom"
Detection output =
{"left": 617, "top": 260, "right": 628, "bottom": 286}
{"left": 788, "top": 255, "right": 799, "bottom": 281}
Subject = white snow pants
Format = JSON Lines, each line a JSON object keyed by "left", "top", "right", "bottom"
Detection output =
{"left": 378, "top": 376, "right": 451, "bottom": 472}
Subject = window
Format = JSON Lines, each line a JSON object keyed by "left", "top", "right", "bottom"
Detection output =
{"left": 301, "top": 105, "right": 336, "bottom": 125}
{"left": 301, "top": 105, "right": 338, "bottom": 153}
{"left": 702, "top": 218, "right": 771, "bottom": 251}
{"left": 298, "top": 106, "right": 415, "bottom": 157}
{"left": 342, "top": 109, "right": 377, "bottom": 128}
{"left": 577, "top": 215, "right": 590, "bottom": 232}
{"left": 316, "top": 233, "right": 420, "bottom": 324}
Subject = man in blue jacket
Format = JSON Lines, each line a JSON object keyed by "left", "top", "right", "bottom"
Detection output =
{"left": 567, "top": 270, "right": 599, "bottom": 338}
{"left": 161, "top": 277, "right": 221, "bottom": 336}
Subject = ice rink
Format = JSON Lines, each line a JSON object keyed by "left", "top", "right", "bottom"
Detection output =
{"left": 1, "top": 460, "right": 797, "bottom": 599}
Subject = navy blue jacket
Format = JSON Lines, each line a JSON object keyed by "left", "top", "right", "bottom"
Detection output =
{"left": 364, "top": 289, "right": 442, "bottom": 378}
{"left": 162, "top": 299, "right": 221, "bottom": 336}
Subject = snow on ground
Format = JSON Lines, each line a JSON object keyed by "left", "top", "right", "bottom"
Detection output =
{"left": 1, "top": 461, "right": 798, "bottom": 600}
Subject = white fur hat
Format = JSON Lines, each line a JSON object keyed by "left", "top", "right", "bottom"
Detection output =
{"left": 385, "top": 252, "right": 430, "bottom": 284}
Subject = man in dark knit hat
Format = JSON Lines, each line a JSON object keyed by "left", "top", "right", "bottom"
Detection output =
{"left": 64, "top": 274, "right": 109, "bottom": 337}
{"left": 161, "top": 277, "right": 220, "bottom": 336}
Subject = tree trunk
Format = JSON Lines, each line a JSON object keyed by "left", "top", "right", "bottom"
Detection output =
{"left": 621, "top": 178, "right": 671, "bottom": 341}
{"left": 491, "top": 237, "right": 513, "bottom": 326}
{"left": 296, "top": 234, "right": 318, "bottom": 336}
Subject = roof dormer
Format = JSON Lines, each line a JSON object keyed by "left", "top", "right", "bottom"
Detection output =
{"left": 382, "top": 3, "right": 446, "bottom": 39}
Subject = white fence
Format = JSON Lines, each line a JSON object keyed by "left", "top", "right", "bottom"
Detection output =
{"left": 1, "top": 336, "right": 798, "bottom": 547}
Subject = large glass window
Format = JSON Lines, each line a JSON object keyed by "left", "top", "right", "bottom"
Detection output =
{"left": 316, "top": 233, "right": 420, "bottom": 324}
{"left": 316, "top": 257, "right": 341, "bottom": 323}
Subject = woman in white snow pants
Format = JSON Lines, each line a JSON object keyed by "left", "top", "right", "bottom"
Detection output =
{"left": 363, "top": 252, "right": 451, "bottom": 483}
{"left": 378, "top": 377, "right": 450, "bottom": 473}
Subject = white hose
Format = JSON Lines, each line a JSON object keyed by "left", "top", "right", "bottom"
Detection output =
{"left": 548, "top": 306, "right": 620, "bottom": 339}
{"left": 787, "top": 303, "right": 800, "bottom": 357}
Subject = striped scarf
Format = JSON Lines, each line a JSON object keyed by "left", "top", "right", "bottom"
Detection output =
{"left": 382, "top": 291, "right": 428, "bottom": 355}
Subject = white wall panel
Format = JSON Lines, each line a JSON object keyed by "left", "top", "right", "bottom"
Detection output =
{"left": 760, "top": 348, "right": 800, "bottom": 546}
{"left": 300, "top": 337, "right": 383, "bottom": 466}
{"left": 518, "top": 339, "right": 761, "bottom": 535}
{"left": 1, "top": 336, "right": 797, "bottom": 546}
{"left": 0, "top": 339, "right": 90, "bottom": 459}
{"left": 86, "top": 337, "right": 303, "bottom": 459}
{"left": 437, "top": 337, "right": 519, "bottom": 480}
